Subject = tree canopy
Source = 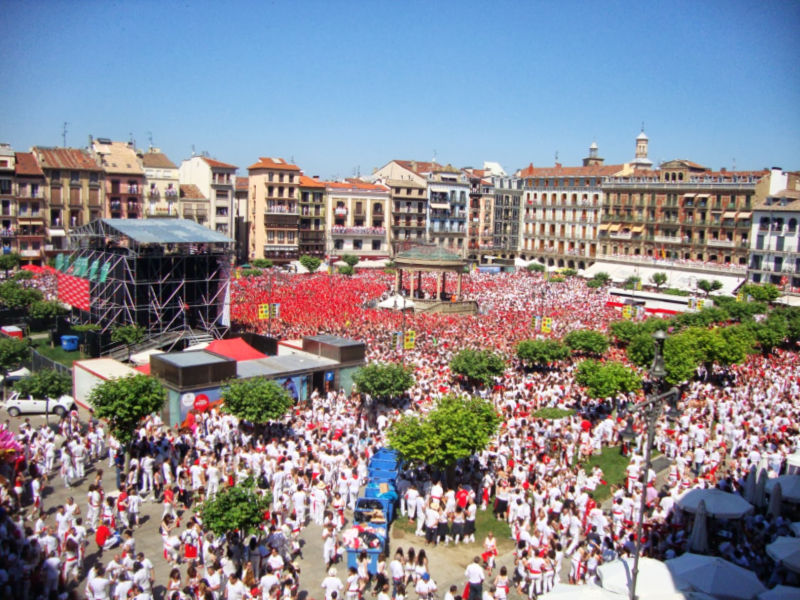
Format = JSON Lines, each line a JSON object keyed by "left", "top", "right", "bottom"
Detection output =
{"left": 650, "top": 272, "right": 668, "bottom": 289}
{"left": 89, "top": 375, "right": 166, "bottom": 446}
{"left": 13, "top": 368, "right": 71, "bottom": 399}
{"left": 220, "top": 377, "right": 293, "bottom": 424}
{"left": 0, "top": 336, "right": 30, "bottom": 376}
{"left": 564, "top": 329, "right": 609, "bottom": 356}
{"left": 742, "top": 283, "right": 780, "bottom": 303}
{"left": 574, "top": 359, "right": 642, "bottom": 399}
{"left": 0, "top": 281, "right": 43, "bottom": 309}
{"left": 450, "top": 348, "right": 506, "bottom": 387}
{"left": 29, "top": 299, "right": 68, "bottom": 319}
{"left": 197, "top": 477, "right": 272, "bottom": 537}
{"left": 0, "top": 253, "right": 20, "bottom": 276}
{"left": 697, "top": 279, "right": 723, "bottom": 297}
{"left": 386, "top": 395, "right": 500, "bottom": 469}
{"left": 516, "top": 338, "right": 570, "bottom": 366}
{"left": 251, "top": 258, "right": 273, "bottom": 269}
{"left": 526, "top": 262, "right": 545, "bottom": 273}
{"left": 341, "top": 254, "right": 360, "bottom": 268}
{"left": 299, "top": 254, "right": 322, "bottom": 274}
{"left": 352, "top": 362, "right": 414, "bottom": 400}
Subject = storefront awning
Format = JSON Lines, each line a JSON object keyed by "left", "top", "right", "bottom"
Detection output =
{"left": 598, "top": 224, "right": 610, "bottom": 231}
{"left": 608, "top": 224, "right": 621, "bottom": 232}
{"left": 683, "top": 193, "right": 697, "bottom": 199}
{"left": 696, "top": 194, "right": 710, "bottom": 199}
{"left": 737, "top": 212, "right": 752, "bottom": 219}
{"left": 722, "top": 211, "right": 737, "bottom": 218}
{"left": 47, "top": 228, "right": 66, "bottom": 237}
{"left": 429, "top": 203, "right": 450, "bottom": 210}
{"left": 631, "top": 225, "right": 645, "bottom": 233}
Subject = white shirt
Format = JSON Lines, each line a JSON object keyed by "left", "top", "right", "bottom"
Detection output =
{"left": 465, "top": 562, "right": 484, "bottom": 584}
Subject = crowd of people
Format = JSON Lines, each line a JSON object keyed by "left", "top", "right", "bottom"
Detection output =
{"left": 0, "top": 268, "right": 798, "bottom": 600}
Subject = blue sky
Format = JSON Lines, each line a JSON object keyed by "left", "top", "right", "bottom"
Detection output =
{"left": 2, "top": 0, "right": 798, "bottom": 178}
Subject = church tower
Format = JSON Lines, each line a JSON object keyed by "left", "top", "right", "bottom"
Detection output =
{"left": 631, "top": 128, "right": 653, "bottom": 169}
{"left": 582, "top": 141, "right": 605, "bottom": 167}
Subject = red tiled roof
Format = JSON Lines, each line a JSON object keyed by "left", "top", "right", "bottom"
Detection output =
{"left": 201, "top": 157, "right": 237, "bottom": 170}
{"left": 235, "top": 176, "right": 249, "bottom": 191}
{"left": 141, "top": 152, "right": 177, "bottom": 169}
{"left": 34, "top": 147, "right": 102, "bottom": 171}
{"left": 298, "top": 175, "right": 326, "bottom": 188}
{"left": 326, "top": 180, "right": 389, "bottom": 192}
{"left": 179, "top": 184, "right": 206, "bottom": 200}
{"left": 248, "top": 157, "right": 301, "bottom": 171}
{"left": 14, "top": 152, "right": 44, "bottom": 176}
{"left": 518, "top": 162, "right": 626, "bottom": 178}
{"left": 394, "top": 160, "right": 443, "bottom": 175}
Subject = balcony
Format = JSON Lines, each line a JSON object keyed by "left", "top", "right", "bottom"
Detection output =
{"left": 265, "top": 205, "right": 298, "bottom": 215}
{"left": 0, "top": 228, "right": 15, "bottom": 238}
{"left": 609, "top": 232, "right": 633, "bottom": 240}
{"left": 707, "top": 239, "right": 735, "bottom": 248}
{"left": 20, "top": 249, "right": 41, "bottom": 258}
{"left": 331, "top": 226, "right": 386, "bottom": 237}
{"left": 334, "top": 207, "right": 348, "bottom": 217}
{"left": 653, "top": 235, "right": 680, "bottom": 244}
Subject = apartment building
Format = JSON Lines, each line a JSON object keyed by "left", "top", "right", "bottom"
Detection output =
{"left": 34, "top": 146, "right": 104, "bottom": 261}
{"left": 298, "top": 175, "right": 326, "bottom": 259}
{"left": 463, "top": 167, "right": 494, "bottom": 259}
{"left": 748, "top": 168, "right": 800, "bottom": 289}
{"left": 490, "top": 174, "right": 522, "bottom": 257}
{"left": 140, "top": 148, "right": 179, "bottom": 217}
{"left": 327, "top": 180, "right": 390, "bottom": 260}
{"left": 233, "top": 176, "right": 249, "bottom": 264}
{"left": 12, "top": 151, "right": 47, "bottom": 258}
{"left": 247, "top": 157, "right": 301, "bottom": 264}
{"left": 90, "top": 138, "right": 144, "bottom": 219}
{"left": 0, "top": 145, "right": 15, "bottom": 256}
{"left": 600, "top": 161, "right": 766, "bottom": 266}
{"left": 371, "top": 160, "right": 431, "bottom": 255}
{"left": 179, "top": 156, "right": 237, "bottom": 236}
{"left": 519, "top": 143, "right": 627, "bottom": 269}
{"left": 179, "top": 184, "right": 209, "bottom": 226}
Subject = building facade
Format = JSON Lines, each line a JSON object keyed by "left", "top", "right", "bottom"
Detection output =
{"left": 490, "top": 174, "right": 522, "bottom": 257}
{"left": 90, "top": 139, "right": 144, "bottom": 219}
{"left": 371, "top": 160, "right": 430, "bottom": 254}
{"left": 179, "top": 156, "right": 237, "bottom": 236}
{"left": 247, "top": 157, "right": 301, "bottom": 264}
{"left": 298, "top": 175, "right": 326, "bottom": 259}
{"left": 179, "top": 184, "right": 209, "bottom": 226}
{"left": 748, "top": 168, "right": 800, "bottom": 290}
{"left": 0, "top": 145, "right": 16, "bottom": 256}
{"left": 518, "top": 146, "right": 626, "bottom": 268}
{"left": 140, "top": 148, "right": 179, "bottom": 217}
{"left": 426, "top": 165, "right": 469, "bottom": 255}
{"left": 600, "top": 161, "right": 765, "bottom": 266}
{"left": 34, "top": 146, "right": 105, "bottom": 262}
{"left": 233, "top": 176, "right": 249, "bottom": 265}
{"left": 13, "top": 151, "right": 47, "bottom": 258}
{"left": 326, "top": 180, "right": 389, "bottom": 260}
{"left": 463, "top": 168, "right": 494, "bottom": 260}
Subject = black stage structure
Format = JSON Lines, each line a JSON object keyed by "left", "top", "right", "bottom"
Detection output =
{"left": 68, "top": 219, "right": 235, "bottom": 353}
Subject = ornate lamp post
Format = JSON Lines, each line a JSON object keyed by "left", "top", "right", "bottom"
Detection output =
{"left": 620, "top": 330, "right": 680, "bottom": 600}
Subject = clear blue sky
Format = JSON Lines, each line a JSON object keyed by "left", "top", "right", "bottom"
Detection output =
{"left": 2, "top": 0, "right": 798, "bottom": 178}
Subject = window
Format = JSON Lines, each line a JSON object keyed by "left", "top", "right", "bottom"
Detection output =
{"left": 216, "top": 207, "right": 228, "bottom": 216}
{"left": 287, "top": 231, "right": 295, "bottom": 243}
{"left": 70, "top": 171, "right": 80, "bottom": 183}
{"left": 371, "top": 239, "right": 381, "bottom": 250}
{"left": 0, "top": 180, "right": 11, "bottom": 194}
{"left": 353, "top": 239, "right": 363, "bottom": 250}
{"left": 334, "top": 239, "right": 343, "bottom": 250}
{"left": 267, "top": 231, "right": 275, "bottom": 242}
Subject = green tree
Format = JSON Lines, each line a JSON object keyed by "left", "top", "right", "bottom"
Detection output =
{"left": 0, "top": 281, "right": 43, "bottom": 309}
{"left": 774, "top": 306, "right": 800, "bottom": 344}
{"left": 89, "top": 375, "right": 166, "bottom": 462}
{"left": 240, "top": 268, "right": 263, "bottom": 277}
{"left": 352, "top": 362, "right": 414, "bottom": 401}
{"left": 516, "top": 339, "right": 570, "bottom": 366}
{"left": 338, "top": 265, "right": 354, "bottom": 276}
{"left": 663, "top": 332, "right": 701, "bottom": 385}
{"left": 749, "top": 313, "right": 789, "bottom": 354}
{"left": 609, "top": 320, "right": 644, "bottom": 346}
{"left": 650, "top": 272, "right": 668, "bottom": 290}
{"left": 742, "top": 283, "right": 780, "bottom": 303}
{"left": 220, "top": 378, "right": 293, "bottom": 424}
{"left": 11, "top": 271, "right": 34, "bottom": 281}
{"left": 574, "top": 359, "right": 641, "bottom": 399}
{"left": 564, "top": 329, "right": 609, "bottom": 356}
{"left": 586, "top": 279, "right": 605, "bottom": 289}
{"left": 0, "top": 336, "right": 30, "bottom": 399}
{"left": 450, "top": 348, "right": 506, "bottom": 387}
{"left": 626, "top": 332, "right": 656, "bottom": 368}
{"left": 560, "top": 268, "right": 577, "bottom": 277}
{"left": 29, "top": 299, "right": 68, "bottom": 319}
{"left": 299, "top": 254, "right": 322, "bottom": 274}
{"left": 0, "top": 253, "right": 20, "bottom": 277}
{"left": 697, "top": 279, "right": 723, "bottom": 297}
{"left": 592, "top": 272, "right": 611, "bottom": 285}
{"left": 341, "top": 254, "right": 360, "bottom": 268}
{"left": 13, "top": 369, "right": 71, "bottom": 399}
{"left": 386, "top": 395, "right": 500, "bottom": 482}
{"left": 251, "top": 258, "right": 273, "bottom": 269}
{"left": 111, "top": 324, "right": 145, "bottom": 362}
{"left": 197, "top": 478, "right": 272, "bottom": 538}
{"left": 623, "top": 276, "right": 641, "bottom": 290}
{"left": 526, "top": 262, "right": 545, "bottom": 273}
{"left": 713, "top": 297, "right": 765, "bottom": 322}
{"left": 73, "top": 323, "right": 101, "bottom": 348}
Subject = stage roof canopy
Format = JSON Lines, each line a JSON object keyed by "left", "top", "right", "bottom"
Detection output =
{"left": 98, "top": 218, "right": 234, "bottom": 244}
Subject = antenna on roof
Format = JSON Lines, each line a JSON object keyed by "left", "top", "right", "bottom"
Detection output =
{"left": 147, "top": 131, "right": 154, "bottom": 150}
{"left": 641, "top": 121, "right": 645, "bottom": 132}
{"left": 191, "top": 145, "right": 196, "bottom": 156}
{"left": 732, "top": 157, "right": 737, "bottom": 171}
{"left": 554, "top": 151, "right": 559, "bottom": 163}
{"left": 432, "top": 150, "right": 437, "bottom": 164}
{"left": 62, "top": 122, "right": 69, "bottom": 147}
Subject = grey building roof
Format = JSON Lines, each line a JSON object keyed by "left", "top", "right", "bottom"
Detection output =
{"left": 100, "top": 218, "right": 233, "bottom": 244}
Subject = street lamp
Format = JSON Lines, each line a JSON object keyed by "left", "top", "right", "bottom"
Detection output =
{"left": 620, "top": 329, "right": 680, "bottom": 600}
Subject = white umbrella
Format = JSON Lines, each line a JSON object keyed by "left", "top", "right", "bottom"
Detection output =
{"left": 677, "top": 488, "right": 754, "bottom": 519}
{"left": 758, "top": 585, "right": 800, "bottom": 600}
{"left": 791, "top": 521, "right": 800, "bottom": 536}
{"left": 766, "top": 536, "right": 800, "bottom": 573}
{"left": 597, "top": 556, "right": 689, "bottom": 597}
{"left": 666, "top": 553, "right": 767, "bottom": 600}
{"left": 540, "top": 582, "right": 620, "bottom": 599}
{"left": 768, "top": 482, "right": 783, "bottom": 518}
{"left": 743, "top": 465, "right": 758, "bottom": 505}
{"left": 766, "top": 475, "right": 800, "bottom": 503}
{"left": 755, "top": 458, "right": 769, "bottom": 508}
{"left": 688, "top": 499, "right": 710, "bottom": 554}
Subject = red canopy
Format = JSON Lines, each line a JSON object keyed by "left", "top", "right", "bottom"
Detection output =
{"left": 205, "top": 338, "right": 266, "bottom": 361}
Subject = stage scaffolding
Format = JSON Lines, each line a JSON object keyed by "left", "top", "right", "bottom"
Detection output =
{"left": 68, "top": 219, "right": 235, "bottom": 350}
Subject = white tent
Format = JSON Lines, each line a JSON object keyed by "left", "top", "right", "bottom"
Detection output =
{"left": 767, "top": 536, "right": 800, "bottom": 573}
{"left": 129, "top": 348, "right": 163, "bottom": 366}
{"left": 688, "top": 500, "right": 710, "bottom": 554}
{"left": 583, "top": 261, "right": 745, "bottom": 295}
{"left": 758, "top": 585, "right": 800, "bottom": 600}
{"left": 376, "top": 295, "right": 415, "bottom": 310}
{"left": 766, "top": 475, "right": 800, "bottom": 503}
{"left": 677, "top": 487, "right": 754, "bottom": 519}
{"left": 597, "top": 556, "right": 689, "bottom": 597}
{"left": 666, "top": 553, "right": 767, "bottom": 600}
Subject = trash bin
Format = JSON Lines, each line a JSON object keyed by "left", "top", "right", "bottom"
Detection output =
{"left": 61, "top": 335, "right": 79, "bottom": 352}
